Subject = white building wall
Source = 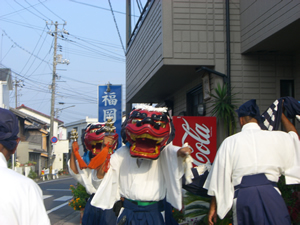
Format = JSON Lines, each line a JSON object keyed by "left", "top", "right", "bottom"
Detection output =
{"left": 0, "top": 81, "right": 10, "bottom": 109}
{"left": 52, "top": 140, "right": 69, "bottom": 172}
{"left": 65, "top": 116, "right": 98, "bottom": 156}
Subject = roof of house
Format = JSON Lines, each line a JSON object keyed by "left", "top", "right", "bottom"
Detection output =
{"left": 16, "top": 104, "right": 64, "bottom": 125}
{"left": 9, "top": 107, "right": 49, "bottom": 127}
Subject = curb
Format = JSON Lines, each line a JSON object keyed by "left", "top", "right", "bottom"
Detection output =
{"left": 35, "top": 174, "right": 72, "bottom": 183}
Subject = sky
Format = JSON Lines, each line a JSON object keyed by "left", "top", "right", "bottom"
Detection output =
{"left": 0, "top": 0, "right": 146, "bottom": 124}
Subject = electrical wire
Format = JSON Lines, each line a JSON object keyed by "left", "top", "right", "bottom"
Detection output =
{"left": 1, "top": 1, "right": 127, "bottom": 122}
{"left": 135, "top": 0, "right": 142, "bottom": 14}
{"left": 38, "top": 0, "right": 66, "bottom": 23}
{"left": 108, "top": 0, "right": 126, "bottom": 54}
{"left": 61, "top": 37, "right": 125, "bottom": 62}
{"left": 19, "top": 25, "right": 48, "bottom": 76}
{"left": 1, "top": 30, "right": 52, "bottom": 66}
{"left": 0, "top": 44, "right": 15, "bottom": 62}
{"left": 13, "top": 0, "right": 47, "bottom": 21}
{"left": 25, "top": 0, "right": 52, "bottom": 22}
{"left": 1, "top": 0, "right": 47, "bottom": 19}
{"left": 68, "top": 0, "right": 128, "bottom": 16}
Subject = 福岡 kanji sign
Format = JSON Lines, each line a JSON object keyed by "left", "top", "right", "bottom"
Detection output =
{"left": 173, "top": 116, "right": 217, "bottom": 166}
{"left": 98, "top": 84, "right": 122, "bottom": 148}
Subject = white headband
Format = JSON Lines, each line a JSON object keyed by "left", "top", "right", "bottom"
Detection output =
{"left": 134, "top": 104, "right": 168, "bottom": 113}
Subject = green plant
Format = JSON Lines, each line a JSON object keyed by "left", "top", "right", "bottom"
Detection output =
{"left": 183, "top": 191, "right": 210, "bottom": 224}
{"left": 183, "top": 191, "right": 233, "bottom": 225}
{"left": 28, "top": 169, "right": 38, "bottom": 179}
{"left": 69, "top": 183, "right": 90, "bottom": 211}
{"left": 278, "top": 176, "right": 300, "bottom": 224}
{"left": 172, "top": 208, "right": 185, "bottom": 223}
{"left": 208, "top": 83, "right": 239, "bottom": 136}
{"left": 58, "top": 169, "right": 64, "bottom": 175}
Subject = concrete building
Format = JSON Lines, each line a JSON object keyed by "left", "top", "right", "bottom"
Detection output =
{"left": 16, "top": 104, "right": 69, "bottom": 174}
{"left": 65, "top": 116, "right": 98, "bottom": 156}
{"left": 0, "top": 68, "right": 13, "bottom": 109}
{"left": 9, "top": 107, "right": 49, "bottom": 176}
{"left": 125, "top": 0, "right": 300, "bottom": 145}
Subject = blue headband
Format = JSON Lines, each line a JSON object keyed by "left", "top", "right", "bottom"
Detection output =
{"left": 236, "top": 99, "right": 261, "bottom": 122}
{"left": 0, "top": 108, "right": 19, "bottom": 151}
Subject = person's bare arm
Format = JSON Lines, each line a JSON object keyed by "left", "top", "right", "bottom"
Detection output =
{"left": 281, "top": 113, "right": 298, "bottom": 136}
{"left": 96, "top": 161, "right": 106, "bottom": 179}
{"left": 208, "top": 196, "right": 217, "bottom": 225}
{"left": 69, "top": 149, "right": 79, "bottom": 174}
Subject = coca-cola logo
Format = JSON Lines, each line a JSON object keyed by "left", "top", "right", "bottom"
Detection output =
{"left": 173, "top": 116, "right": 217, "bottom": 166}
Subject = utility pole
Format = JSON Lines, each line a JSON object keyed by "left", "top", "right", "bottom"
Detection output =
{"left": 15, "top": 77, "right": 18, "bottom": 108}
{"left": 47, "top": 21, "right": 69, "bottom": 177}
{"left": 14, "top": 77, "right": 24, "bottom": 108}
{"left": 48, "top": 21, "right": 58, "bottom": 174}
{"left": 126, "top": 0, "right": 131, "bottom": 49}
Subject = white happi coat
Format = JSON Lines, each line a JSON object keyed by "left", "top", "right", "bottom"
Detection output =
{"left": 0, "top": 152, "right": 50, "bottom": 225}
{"left": 91, "top": 142, "right": 186, "bottom": 210}
{"left": 68, "top": 160, "right": 101, "bottom": 195}
{"left": 204, "top": 123, "right": 300, "bottom": 220}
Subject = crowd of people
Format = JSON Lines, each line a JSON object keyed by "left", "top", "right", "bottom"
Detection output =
{"left": 0, "top": 98, "right": 299, "bottom": 225}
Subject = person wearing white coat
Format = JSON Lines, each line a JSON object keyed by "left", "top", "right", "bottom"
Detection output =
{"left": 0, "top": 108, "right": 50, "bottom": 225}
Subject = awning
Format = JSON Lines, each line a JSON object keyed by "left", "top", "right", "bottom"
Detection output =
{"left": 41, "top": 153, "right": 48, "bottom": 157}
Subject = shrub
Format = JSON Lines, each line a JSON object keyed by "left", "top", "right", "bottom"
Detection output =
{"left": 69, "top": 183, "right": 90, "bottom": 211}
{"left": 28, "top": 169, "right": 38, "bottom": 179}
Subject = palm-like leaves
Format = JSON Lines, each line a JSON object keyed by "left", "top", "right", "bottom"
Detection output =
{"left": 183, "top": 191, "right": 233, "bottom": 225}
{"left": 183, "top": 191, "right": 210, "bottom": 222}
{"left": 209, "top": 83, "right": 238, "bottom": 135}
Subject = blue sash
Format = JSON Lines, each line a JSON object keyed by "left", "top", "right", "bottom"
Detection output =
{"left": 117, "top": 199, "right": 165, "bottom": 225}
{"left": 234, "top": 173, "right": 291, "bottom": 225}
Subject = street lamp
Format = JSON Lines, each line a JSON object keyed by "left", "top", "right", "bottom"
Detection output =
{"left": 55, "top": 105, "right": 75, "bottom": 118}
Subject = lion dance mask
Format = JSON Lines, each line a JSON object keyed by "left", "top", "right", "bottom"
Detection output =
{"left": 124, "top": 104, "right": 173, "bottom": 160}
{"left": 71, "top": 117, "right": 118, "bottom": 171}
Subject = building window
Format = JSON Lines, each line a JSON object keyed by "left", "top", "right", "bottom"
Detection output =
{"left": 280, "top": 80, "right": 294, "bottom": 97}
{"left": 280, "top": 80, "right": 294, "bottom": 125}
{"left": 187, "top": 85, "right": 204, "bottom": 116}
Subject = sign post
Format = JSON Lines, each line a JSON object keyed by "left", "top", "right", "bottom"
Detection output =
{"left": 98, "top": 84, "right": 122, "bottom": 148}
{"left": 51, "top": 136, "right": 58, "bottom": 144}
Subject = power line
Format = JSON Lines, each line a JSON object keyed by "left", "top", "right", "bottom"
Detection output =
{"left": 62, "top": 37, "right": 125, "bottom": 62}
{"left": 1, "top": 30, "right": 52, "bottom": 66}
{"left": 135, "top": 0, "right": 142, "bottom": 14}
{"left": 13, "top": 0, "right": 47, "bottom": 21}
{"left": 20, "top": 25, "right": 48, "bottom": 77}
{"left": 108, "top": 0, "right": 126, "bottom": 54}
{"left": 0, "top": 18, "right": 45, "bottom": 31}
{"left": 38, "top": 0, "right": 66, "bottom": 23}
{"left": 68, "top": 0, "right": 129, "bottom": 16}
{"left": 25, "top": 0, "right": 52, "bottom": 21}
{"left": 66, "top": 34, "right": 125, "bottom": 57}
{"left": 0, "top": 0, "right": 47, "bottom": 19}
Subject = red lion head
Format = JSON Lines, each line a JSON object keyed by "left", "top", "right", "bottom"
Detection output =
{"left": 84, "top": 123, "right": 118, "bottom": 156}
{"left": 125, "top": 105, "right": 171, "bottom": 160}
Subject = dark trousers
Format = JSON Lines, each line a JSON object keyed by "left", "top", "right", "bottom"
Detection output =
{"left": 235, "top": 173, "right": 291, "bottom": 225}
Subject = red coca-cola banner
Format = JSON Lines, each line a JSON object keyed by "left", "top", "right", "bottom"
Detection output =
{"left": 173, "top": 116, "right": 217, "bottom": 166}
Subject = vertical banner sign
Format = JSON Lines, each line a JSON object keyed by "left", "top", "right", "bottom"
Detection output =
{"left": 98, "top": 85, "right": 122, "bottom": 148}
{"left": 173, "top": 116, "right": 217, "bottom": 166}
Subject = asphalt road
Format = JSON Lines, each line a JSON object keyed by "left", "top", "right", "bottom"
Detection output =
{"left": 38, "top": 176, "right": 79, "bottom": 225}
